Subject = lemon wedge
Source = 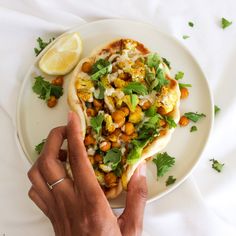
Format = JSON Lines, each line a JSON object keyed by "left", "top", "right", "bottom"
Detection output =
{"left": 39, "top": 32, "right": 82, "bottom": 75}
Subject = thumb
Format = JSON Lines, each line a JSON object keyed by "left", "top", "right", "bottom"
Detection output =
{"left": 118, "top": 162, "right": 147, "bottom": 236}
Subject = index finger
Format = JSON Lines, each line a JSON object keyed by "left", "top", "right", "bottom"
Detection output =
{"left": 67, "top": 111, "right": 102, "bottom": 196}
{"left": 38, "top": 126, "right": 68, "bottom": 186}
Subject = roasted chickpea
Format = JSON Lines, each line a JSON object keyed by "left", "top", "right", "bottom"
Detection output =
{"left": 84, "top": 135, "right": 96, "bottom": 146}
{"left": 124, "top": 122, "right": 135, "bottom": 135}
{"left": 179, "top": 116, "right": 190, "bottom": 127}
{"left": 180, "top": 87, "right": 189, "bottom": 99}
{"left": 86, "top": 108, "right": 97, "bottom": 117}
{"left": 93, "top": 99, "right": 103, "bottom": 109}
{"left": 157, "top": 106, "right": 168, "bottom": 115}
{"left": 104, "top": 172, "right": 117, "bottom": 187}
{"left": 108, "top": 133, "right": 118, "bottom": 142}
{"left": 120, "top": 106, "right": 130, "bottom": 116}
{"left": 120, "top": 134, "right": 131, "bottom": 143}
{"left": 119, "top": 72, "right": 131, "bottom": 81}
{"left": 141, "top": 100, "right": 152, "bottom": 110}
{"left": 159, "top": 129, "right": 167, "bottom": 136}
{"left": 159, "top": 119, "right": 166, "bottom": 127}
{"left": 100, "top": 141, "right": 111, "bottom": 152}
{"left": 81, "top": 61, "right": 92, "bottom": 73}
{"left": 88, "top": 156, "right": 95, "bottom": 165}
{"left": 112, "top": 110, "right": 126, "bottom": 124}
{"left": 111, "top": 142, "right": 121, "bottom": 148}
{"left": 51, "top": 76, "right": 64, "bottom": 86}
{"left": 47, "top": 96, "right": 57, "bottom": 108}
{"left": 94, "top": 154, "right": 103, "bottom": 163}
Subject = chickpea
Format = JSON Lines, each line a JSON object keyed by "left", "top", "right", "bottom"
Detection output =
{"left": 93, "top": 99, "right": 103, "bottom": 109}
{"left": 81, "top": 61, "right": 92, "bottom": 73}
{"left": 180, "top": 87, "right": 189, "bottom": 99}
{"left": 157, "top": 106, "right": 168, "bottom": 115}
{"left": 120, "top": 106, "right": 130, "bottom": 116}
{"left": 159, "top": 129, "right": 167, "bottom": 136}
{"left": 179, "top": 116, "right": 190, "bottom": 127}
{"left": 108, "top": 133, "right": 118, "bottom": 142}
{"left": 112, "top": 142, "right": 121, "bottom": 148}
{"left": 84, "top": 135, "right": 96, "bottom": 146}
{"left": 159, "top": 119, "right": 166, "bottom": 127}
{"left": 120, "top": 134, "right": 131, "bottom": 143}
{"left": 104, "top": 172, "right": 117, "bottom": 188}
{"left": 116, "top": 118, "right": 126, "bottom": 128}
{"left": 47, "top": 96, "right": 57, "bottom": 108}
{"left": 94, "top": 154, "right": 103, "bottom": 163}
{"left": 112, "top": 110, "right": 126, "bottom": 124}
{"left": 141, "top": 100, "right": 152, "bottom": 110}
{"left": 88, "top": 156, "right": 95, "bottom": 165}
{"left": 119, "top": 72, "right": 131, "bottom": 81}
{"left": 86, "top": 108, "right": 97, "bottom": 117}
{"left": 51, "top": 76, "right": 64, "bottom": 86}
{"left": 124, "top": 122, "right": 135, "bottom": 135}
{"left": 100, "top": 141, "right": 111, "bottom": 152}
{"left": 131, "top": 132, "right": 138, "bottom": 139}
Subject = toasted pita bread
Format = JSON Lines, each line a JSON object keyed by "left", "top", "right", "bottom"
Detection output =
{"left": 68, "top": 39, "right": 180, "bottom": 199}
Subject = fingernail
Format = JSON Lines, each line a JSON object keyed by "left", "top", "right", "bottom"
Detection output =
{"left": 68, "top": 111, "right": 73, "bottom": 123}
{"left": 139, "top": 162, "right": 146, "bottom": 177}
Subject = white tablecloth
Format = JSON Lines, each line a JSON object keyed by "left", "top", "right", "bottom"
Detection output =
{"left": 0, "top": 0, "right": 236, "bottom": 235}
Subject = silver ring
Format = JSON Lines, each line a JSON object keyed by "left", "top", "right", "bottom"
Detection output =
{"left": 47, "top": 177, "right": 66, "bottom": 190}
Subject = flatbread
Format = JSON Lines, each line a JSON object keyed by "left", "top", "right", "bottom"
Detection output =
{"left": 67, "top": 39, "right": 180, "bottom": 199}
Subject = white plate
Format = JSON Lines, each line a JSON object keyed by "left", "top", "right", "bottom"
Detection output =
{"left": 16, "top": 19, "right": 213, "bottom": 208}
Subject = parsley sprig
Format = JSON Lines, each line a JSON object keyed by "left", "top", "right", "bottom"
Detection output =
{"left": 34, "top": 37, "right": 55, "bottom": 56}
{"left": 153, "top": 152, "right": 175, "bottom": 177}
{"left": 32, "top": 76, "right": 63, "bottom": 101}
{"left": 210, "top": 159, "right": 224, "bottom": 172}
{"left": 35, "top": 139, "right": 46, "bottom": 154}
{"left": 166, "top": 176, "right": 176, "bottom": 186}
{"left": 221, "top": 18, "right": 232, "bottom": 29}
{"left": 184, "top": 112, "right": 206, "bottom": 122}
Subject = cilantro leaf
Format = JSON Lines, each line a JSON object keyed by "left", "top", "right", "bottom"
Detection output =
{"left": 127, "top": 116, "right": 160, "bottom": 165}
{"left": 184, "top": 112, "right": 206, "bottom": 122}
{"left": 90, "top": 59, "right": 112, "bottom": 81}
{"left": 221, "top": 17, "right": 232, "bottom": 29}
{"left": 166, "top": 176, "right": 176, "bottom": 186}
{"left": 123, "top": 82, "right": 148, "bottom": 96}
{"left": 32, "top": 76, "right": 63, "bottom": 101}
{"left": 94, "top": 82, "right": 105, "bottom": 99}
{"left": 214, "top": 105, "right": 221, "bottom": 115}
{"left": 146, "top": 53, "right": 161, "bottom": 68}
{"left": 162, "top": 57, "right": 171, "bottom": 69}
{"left": 34, "top": 37, "right": 55, "bottom": 56}
{"left": 145, "top": 70, "right": 159, "bottom": 92}
{"left": 164, "top": 116, "right": 177, "bottom": 128}
{"left": 183, "top": 35, "right": 190, "bottom": 39}
{"left": 145, "top": 105, "right": 157, "bottom": 117}
{"left": 179, "top": 83, "right": 192, "bottom": 89}
{"left": 190, "top": 125, "right": 197, "bottom": 132}
{"left": 153, "top": 152, "right": 175, "bottom": 177}
{"left": 175, "top": 71, "right": 184, "bottom": 80}
{"left": 130, "top": 94, "right": 139, "bottom": 110}
{"left": 155, "top": 68, "right": 169, "bottom": 91}
{"left": 188, "top": 21, "right": 194, "bottom": 27}
{"left": 35, "top": 139, "right": 46, "bottom": 154}
{"left": 210, "top": 159, "right": 224, "bottom": 172}
{"left": 90, "top": 114, "right": 104, "bottom": 134}
{"left": 103, "top": 148, "right": 122, "bottom": 170}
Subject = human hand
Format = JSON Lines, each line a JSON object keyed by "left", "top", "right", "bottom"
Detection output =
{"left": 28, "top": 111, "right": 147, "bottom": 236}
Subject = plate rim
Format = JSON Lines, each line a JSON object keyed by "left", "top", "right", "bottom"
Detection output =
{"left": 16, "top": 18, "right": 214, "bottom": 208}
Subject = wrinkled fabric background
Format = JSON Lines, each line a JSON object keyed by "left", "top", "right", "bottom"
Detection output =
{"left": 0, "top": 0, "right": 236, "bottom": 235}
